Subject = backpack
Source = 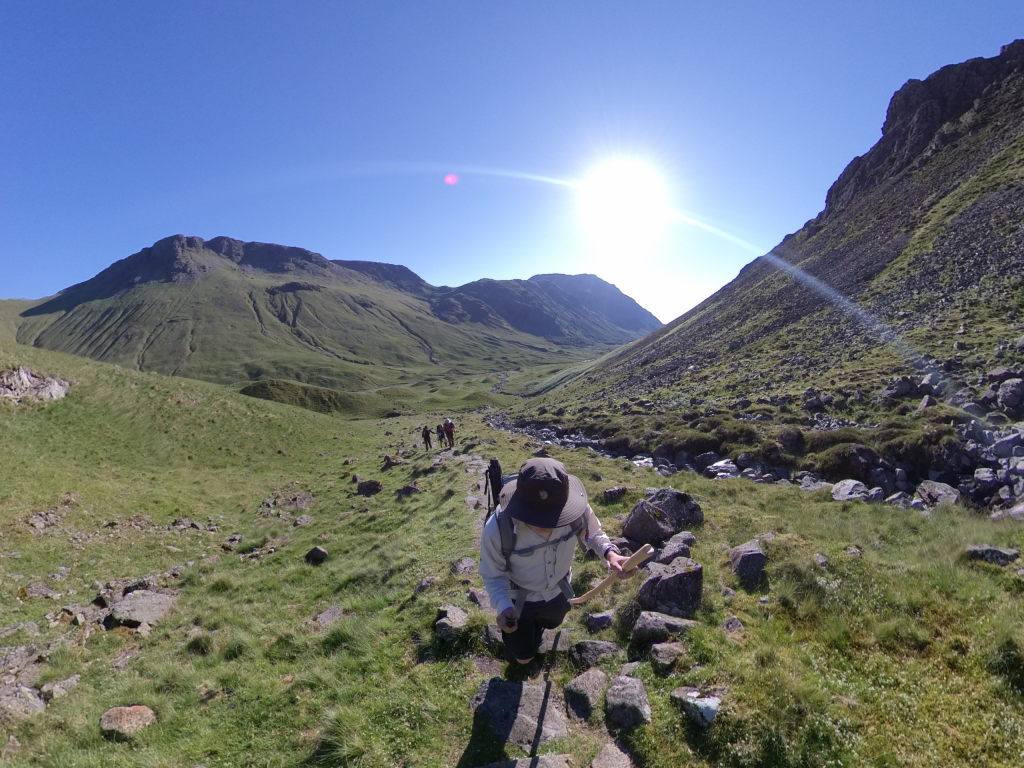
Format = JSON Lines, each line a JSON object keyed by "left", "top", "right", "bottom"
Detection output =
{"left": 483, "top": 458, "right": 586, "bottom": 600}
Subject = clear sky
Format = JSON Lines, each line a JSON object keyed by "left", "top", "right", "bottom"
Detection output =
{"left": 2, "top": 1, "right": 1022, "bottom": 322}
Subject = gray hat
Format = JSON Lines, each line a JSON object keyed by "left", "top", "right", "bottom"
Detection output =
{"left": 499, "top": 457, "right": 588, "bottom": 528}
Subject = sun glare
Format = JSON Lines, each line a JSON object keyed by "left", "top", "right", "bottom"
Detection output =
{"left": 577, "top": 158, "right": 673, "bottom": 255}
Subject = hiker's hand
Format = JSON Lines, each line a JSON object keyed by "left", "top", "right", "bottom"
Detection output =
{"left": 497, "top": 608, "right": 518, "bottom": 633}
{"left": 606, "top": 551, "right": 637, "bottom": 579}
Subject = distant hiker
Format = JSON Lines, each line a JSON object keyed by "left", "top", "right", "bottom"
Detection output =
{"left": 421, "top": 425, "right": 432, "bottom": 450}
{"left": 436, "top": 423, "right": 445, "bottom": 449}
{"left": 443, "top": 418, "right": 455, "bottom": 449}
{"left": 479, "top": 457, "right": 636, "bottom": 668}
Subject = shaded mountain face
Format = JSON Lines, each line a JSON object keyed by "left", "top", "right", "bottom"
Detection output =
{"left": 568, "top": 40, "right": 1024, "bottom": 407}
{"left": 11, "top": 235, "right": 661, "bottom": 389}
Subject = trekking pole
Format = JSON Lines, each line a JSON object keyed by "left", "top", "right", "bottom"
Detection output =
{"left": 569, "top": 543, "right": 654, "bottom": 605}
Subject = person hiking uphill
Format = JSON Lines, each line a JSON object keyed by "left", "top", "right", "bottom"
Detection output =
{"left": 436, "top": 423, "right": 445, "bottom": 450}
{"left": 479, "top": 457, "right": 636, "bottom": 668}
{"left": 421, "top": 425, "right": 432, "bottom": 450}
{"left": 443, "top": 418, "right": 455, "bottom": 449}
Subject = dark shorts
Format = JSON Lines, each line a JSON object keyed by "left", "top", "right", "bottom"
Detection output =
{"left": 502, "top": 594, "right": 571, "bottom": 662}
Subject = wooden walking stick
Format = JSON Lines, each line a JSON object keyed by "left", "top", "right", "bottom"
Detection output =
{"left": 569, "top": 543, "right": 655, "bottom": 605}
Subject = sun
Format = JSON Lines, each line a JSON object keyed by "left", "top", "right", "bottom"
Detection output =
{"left": 577, "top": 158, "right": 673, "bottom": 256}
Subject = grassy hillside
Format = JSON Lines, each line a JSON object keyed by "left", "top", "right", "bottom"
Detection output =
{"left": 2, "top": 340, "right": 1023, "bottom": 767}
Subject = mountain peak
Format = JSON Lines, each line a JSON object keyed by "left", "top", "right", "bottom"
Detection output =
{"left": 824, "top": 39, "right": 1024, "bottom": 215}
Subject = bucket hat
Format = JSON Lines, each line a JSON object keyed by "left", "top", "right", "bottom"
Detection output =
{"left": 499, "top": 457, "right": 588, "bottom": 528}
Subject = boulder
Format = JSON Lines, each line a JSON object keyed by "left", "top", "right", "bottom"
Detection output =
{"left": 916, "top": 480, "right": 961, "bottom": 507}
{"left": 622, "top": 489, "right": 703, "bottom": 544}
{"left": 832, "top": 479, "right": 869, "bottom": 502}
{"left": 585, "top": 611, "right": 615, "bottom": 633}
{"left": 470, "top": 678, "right": 568, "bottom": 751}
{"left": 564, "top": 667, "right": 607, "bottom": 720}
{"left": 629, "top": 611, "right": 698, "bottom": 646}
{"left": 100, "top": 705, "right": 157, "bottom": 737}
{"left": 671, "top": 686, "right": 722, "bottom": 728}
{"left": 434, "top": 605, "right": 470, "bottom": 644}
{"left": 304, "top": 546, "right": 329, "bottom": 565}
{"left": 706, "top": 459, "right": 739, "bottom": 478}
{"left": 637, "top": 558, "right": 703, "bottom": 619}
{"left": 40, "top": 674, "right": 80, "bottom": 702}
{"left": 450, "top": 557, "right": 477, "bottom": 576}
{"left": 965, "top": 545, "right": 1019, "bottom": 567}
{"left": 570, "top": 640, "right": 623, "bottom": 669}
{"left": 107, "top": 590, "right": 177, "bottom": 629}
{"left": 474, "top": 757, "right": 571, "bottom": 768}
{"left": 0, "top": 685, "right": 46, "bottom": 719}
{"left": 729, "top": 540, "right": 766, "bottom": 589}
{"left": 590, "top": 741, "right": 633, "bottom": 768}
{"left": 655, "top": 531, "right": 696, "bottom": 564}
{"left": 314, "top": 605, "right": 344, "bottom": 628}
{"left": 885, "top": 492, "right": 914, "bottom": 508}
{"left": 997, "top": 378, "right": 1024, "bottom": 410}
{"left": 649, "top": 641, "right": 685, "bottom": 674}
{"left": 605, "top": 676, "right": 651, "bottom": 730}
{"left": 356, "top": 480, "right": 383, "bottom": 496}
{"left": 722, "top": 616, "right": 744, "bottom": 634}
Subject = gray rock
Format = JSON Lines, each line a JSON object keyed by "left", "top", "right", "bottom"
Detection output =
{"left": 450, "top": 557, "right": 477, "bottom": 575}
{"left": 729, "top": 540, "right": 766, "bottom": 589}
{"left": 865, "top": 486, "right": 885, "bottom": 503}
{"left": 292, "top": 515, "right": 313, "bottom": 527}
{"left": 0, "top": 685, "right": 46, "bottom": 718}
{"left": 415, "top": 576, "right": 439, "bottom": 593}
{"left": 474, "top": 756, "right": 571, "bottom": 768}
{"left": 590, "top": 740, "right": 634, "bottom": 768}
{"left": 671, "top": 686, "right": 722, "bottom": 728}
{"left": 916, "top": 480, "right": 961, "bottom": 506}
{"left": 564, "top": 667, "right": 607, "bottom": 720}
{"left": 655, "top": 531, "right": 695, "bottom": 564}
{"left": 706, "top": 459, "right": 739, "bottom": 478}
{"left": 649, "top": 642, "right": 685, "bottom": 674}
{"left": 831, "top": 479, "right": 869, "bottom": 502}
{"left": 885, "top": 492, "right": 914, "bottom": 509}
{"left": 99, "top": 705, "right": 157, "bottom": 737}
{"left": 470, "top": 678, "right": 568, "bottom": 751}
{"left": 622, "top": 489, "right": 703, "bottom": 544}
{"left": 813, "top": 552, "right": 829, "bottom": 568}
{"left": 434, "top": 605, "right": 469, "bottom": 644}
{"left": 605, "top": 675, "right": 651, "bottom": 730}
{"left": 722, "top": 616, "right": 744, "bottom": 634}
{"left": 997, "top": 378, "right": 1024, "bottom": 410}
{"left": 304, "top": 546, "right": 329, "bottom": 565}
{"left": 637, "top": 558, "right": 703, "bottom": 619}
{"left": 585, "top": 611, "right": 615, "bottom": 633}
{"left": 965, "top": 545, "right": 1020, "bottom": 567}
{"left": 23, "top": 582, "right": 61, "bottom": 599}
{"left": 108, "top": 590, "right": 177, "bottom": 628}
{"left": 314, "top": 605, "right": 344, "bottom": 627}
{"left": 570, "top": 640, "right": 623, "bottom": 669}
{"left": 630, "top": 611, "right": 698, "bottom": 646}
{"left": 468, "top": 588, "right": 492, "bottom": 612}
{"left": 40, "top": 674, "right": 80, "bottom": 701}
{"left": 539, "top": 628, "right": 573, "bottom": 654}
{"left": 482, "top": 624, "right": 504, "bottom": 654}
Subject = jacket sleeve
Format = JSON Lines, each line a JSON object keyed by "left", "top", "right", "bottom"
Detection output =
{"left": 582, "top": 505, "right": 620, "bottom": 561}
{"left": 479, "top": 513, "right": 515, "bottom": 615}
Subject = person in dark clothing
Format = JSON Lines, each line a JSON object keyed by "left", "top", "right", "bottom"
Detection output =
{"left": 421, "top": 425, "right": 432, "bottom": 450}
{"left": 443, "top": 418, "right": 455, "bottom": 449}
{"left": 436, "top": 423, "right": 445, "bottom": 448}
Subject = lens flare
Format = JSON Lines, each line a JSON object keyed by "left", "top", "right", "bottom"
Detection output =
{"left": 443, "top": 173, "right": 459, "bottom": 186}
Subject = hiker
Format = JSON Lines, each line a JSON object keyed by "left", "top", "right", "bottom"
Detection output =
{"left": 479, "top": 457, "right": 636, "bottom": 667}
{"left": 421, "top": 425, "right": 432, "bottom": 450}
{"left": 436, "top": 423, "right": 445, "bottom": 449}
{"left": 443, "top": 418, "right": 455, "bottom": 449}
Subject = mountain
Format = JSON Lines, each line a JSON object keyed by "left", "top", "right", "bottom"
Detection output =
{"left": 558, "top": 40, "right": 1024, "bottom": 409}
{"left": 8, "top": 235, "right": 660, "bottom": 391}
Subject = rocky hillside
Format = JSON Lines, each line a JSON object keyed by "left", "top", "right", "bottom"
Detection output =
{"left": 580, "top": 39, "right": 1024, "bottom": 403}
{"left": 9, "top": 235, "right": 660, "bottom": 391}
{"left": 514, "top": 41, "right": 1024, "bottom": 512}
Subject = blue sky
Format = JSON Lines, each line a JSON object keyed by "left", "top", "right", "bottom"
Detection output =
{"left": 2, "top": 1, "right": 1022, "bottom": 322}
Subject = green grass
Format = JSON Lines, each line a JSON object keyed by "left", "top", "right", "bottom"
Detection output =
{"left": 2, "top": 340, "right": 1024, "bottom": 767}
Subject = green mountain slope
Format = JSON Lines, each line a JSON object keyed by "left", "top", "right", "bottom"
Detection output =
{"left": 12, "top": 235, "right": 661, "bottom": 392}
